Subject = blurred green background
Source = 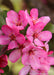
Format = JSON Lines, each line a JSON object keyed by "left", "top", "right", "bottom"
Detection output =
{"left": 0, "top": 0, "right": 54, "bottom": 75}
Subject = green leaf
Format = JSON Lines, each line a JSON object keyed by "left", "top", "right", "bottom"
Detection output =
{"left": 43, "top": 23, "right": 54, "bottom": 33}
{"left": 0, "top": 10, "right": 7, "bottom": 29}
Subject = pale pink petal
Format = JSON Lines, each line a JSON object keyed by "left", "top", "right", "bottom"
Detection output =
{"left": 29, "top": 55, "right": 40, "bottom": 69}
{"left": 16, "top": 34, "right": 25, "bottom": 44}
{"left": 38, "top": 16, "right": 50, "bottom": 26}
{"left": 7, "top": 10, "right": 18, "bottom": 23}
{"left": 27, "top": 27, "right": 34, "bottom": 35}
{"left": 0, "top": 35, "right": 10, "bottom": 45}
{"left": 17, "top": 26, "right": 24, "bottom": 30}
{"left": 19, "top": 66, "right": 30, "bottom": 75}
{"left": 45, "top": 43, "right": 49, "bottom": 52}
{"left": 34, "top": 48, "right": 47, "bottom": 57}
{"left": 34, "top": 22, "right": 45, "bottom": 33}
{"left": 0, "top": 69, "right": 4, "bottom": 73}
{"left": 6, "top": 18, "right": 14, "bottom": 27}
{"left": 25, "top": 10, "right": 33, "bottom": 26}
{"left": 30, "top": 69, "right": 37, "bottom": 75}
{"left": 30, "top": 8, "right": 38, "bottom": 19}
{"left": 9, "top": 49, "right": 21, "bottom": 63}
{"left": 2, "top": 25, "right": 12, "bottom": 36}
{"left": 34, "top": 38, "right": 44, "bottom": 46}
{"left": 38, "top": 31, "right": 52, "bottom": 41}
{"left": 22, "top": 53, "right": 29, "bottom": 65}
{"left": 8, "top": 41, "right": 18, "bottom": 50}
{"left": 47, "top": 57, "right": 54, "bottom": 65}
{"left": 26, "top": 35, "right": 33, "bottom": 42}
{"left": 40, "top": 58, "right": 50, "bottom": 71}
{"left": 0, "top": 55, "right": 8, "bottom": 68}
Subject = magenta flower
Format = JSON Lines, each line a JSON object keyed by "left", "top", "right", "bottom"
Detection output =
{"left": 26, "top": 22, "right": 52, "bottom": 47}
{"left": 0, "top": 55, "right": 8, "bottom": 74}
{"left": 0, "top": 25, "right": 25, "bottom": 50}
{"left": 19, "top": 66, "right": 48, "bottom": 75}
{"left": 9, "top": 39, "right": 31, "bottom": 63}
{"left": 25, "top": 8, "right": 50, "bottom": 27}
{"left": 6, "top": 10, "right": 28, "bottom": 30}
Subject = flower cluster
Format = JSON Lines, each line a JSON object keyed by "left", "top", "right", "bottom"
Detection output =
{"left": 0, "top": 8, "right": 54, "bottom": 75}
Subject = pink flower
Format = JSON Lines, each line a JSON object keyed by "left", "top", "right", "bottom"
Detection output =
{"left": 0, "top": 55, "right": 8, "bottom": 74}
{"left": 6, "top": 10, "right": 28, "bottom": 30}
{"left": 0, "top": 25, "right": 25, "bottom": 50}
{"left": 9, "top": 39, "right": 31, "bottom": 63}
{"left": 22, "top": 44, "right": 47, "bottom": 69}
{"left": 22, "top": 44, "right": 54, "bottom": 70}
{"left": 19, "top": 65, "right": 48, "bottom": 75}
{"left": 26, "top": 22, "right": 52, "bottom": 47}
{"left": 25, "top": 8, "right": 50, "bottom": 26}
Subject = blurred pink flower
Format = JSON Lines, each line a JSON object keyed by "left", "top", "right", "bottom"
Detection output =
{"left": 6, "top": 10, "right": 28, "bottom": 30}
{"left": 25, "top": 8, "right": 50, "bottom": 26}
{"left": 22, "top": 44, "right": 54, "bottom": 70}
{"left": 0, "top": 55, "right": 8, "bottom": 74}
{"left": 19, "top": 65, "right": 48, "bottom": 75}
{"left": 0, "top": 25, "right": 25, "bottom": 50}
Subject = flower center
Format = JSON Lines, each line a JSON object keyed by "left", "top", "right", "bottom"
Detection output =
{"left": 29, "top": 50, "right": 34, "bottom": 55}
{"left": 33, "top": 33, "right": 38, "bottom": 38}
{"left": 16, "top": 21, "right": 22, "bottom": 26}
{"left": 9, "top": 34, "right": 16, "bottom": 40}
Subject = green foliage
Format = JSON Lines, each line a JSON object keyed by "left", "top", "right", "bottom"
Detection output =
{"left": 1, "top": 66, "right": 9, "bottom": 75}
{"left": 0, "top": 10, "right": 7, "bottom": 29}
{"left": 43, "top": 23, "right": 54, "bottom": 33}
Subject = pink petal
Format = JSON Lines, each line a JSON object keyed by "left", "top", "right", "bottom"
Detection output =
{"left": 8, "top": 41, "right": 18, "bottom": 50}
{"left": 34, "top": 48, "right": 47, "bottom": 57}
{"left": 17, "top": 26, "right": 24, "bottom": 30}
{"left": 34, "top": 38, "right": 44, "bottom": 46}
{"left": 22, "top": 53, "right": 29, "bottom": 65}
{"left": 19, "top": 66, "right": 30, "bottom": 75}
{"left": 7, "top": 10, "right": 18, "bottom": 23}
{"left": 45, "top": 43, "right": 49, "bottom": 52}
{"left": 48, "top": 51, "right": 53, "bottom": 55}
{"left": 25, "top": 10, "right": 33, "bottom": 26}
{"left": 16, "top": 34, "right": 25, "bottom": 44}
{"left": 26, "top": 35, "right": 33, "bottom": 42}
{"left": 2, "top": 25, "right": 12, "bottom": 36}
{"left": 38, "top": 31, "right": 52, "bottom": 41}
{"left": 30, "top": 69, "right": 37, "bottom": 75}
{"left": 38, "top": 16, "right": 50, "bottom": 26}
{"left": 0, "top": 55, "right": 8, "bottom": 68}
{"left": 30, "top": 8, "right": 38, "bottom": 19}
{"left": 0, "top": 69, "right": 4, "bottom": 73}
{"left": 0, "top": 35, "right": 10, "bottom": 45}
{"left": 6, "top": 18, "right": 14, "bottom": 28}
{"left": 34, "top": 22, "right": 45, "bottom": 33}
{"left": 9, "top": 49, "right": 21, "bottom": 63}
{"left": 47, "top": 57, "right": 54, "bottom": 65}
{"left": 29, "top": 55, "right": 40, "bottom": 69}
{"left": 27, "top": 27, "right": 34, "bottom": 36}
{"left": 18, "top": 10, "right": 28, "bottom": 27}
